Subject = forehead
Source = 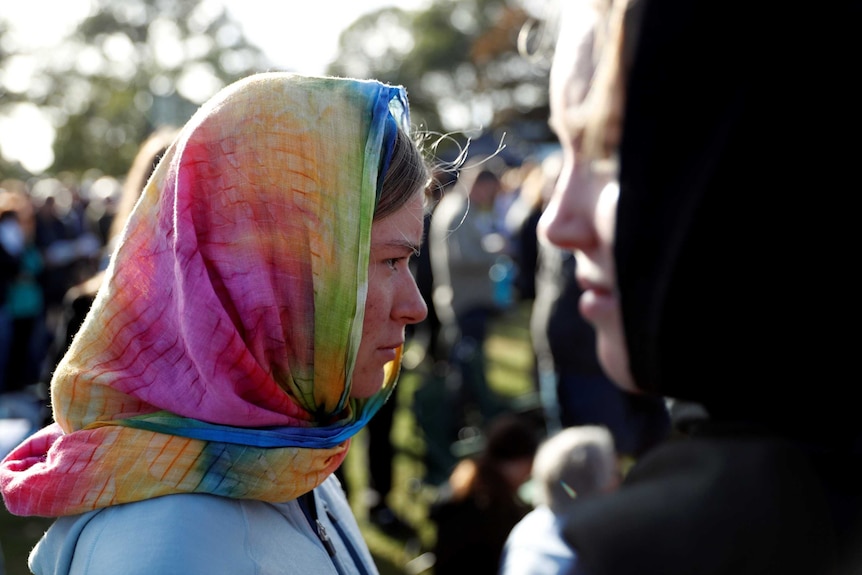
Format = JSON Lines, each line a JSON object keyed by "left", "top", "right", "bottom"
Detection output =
{"left": 549, "top": 4, "right": 599, "bottom": 134}
{"left": 371, "top": 191, "right": 425, "bottom": 245}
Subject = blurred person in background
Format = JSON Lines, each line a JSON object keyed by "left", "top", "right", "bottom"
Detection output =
{"left": 30, "top": 179, "right": 100, "bottom": 334}
{"left": 430, "top": 166, "right": 509, "bottom": 439}
{"left": 431, "top": 413, "right": 539, "bottom": 575}
{"left": 0, "top": 196, "right": 24, "bottom": 396}
{"left": 500, "top": 425, "right": 620, "bottom": 575}
{"left": 0, "top": 188, "right": 46, "bottom": 396}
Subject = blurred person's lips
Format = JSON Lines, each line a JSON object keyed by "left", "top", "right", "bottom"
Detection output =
{"left": 577, "top": 275, "right": 612, "bottom": 295}
{"left": 577, "top": 276, "right": 617, "bottom": 322}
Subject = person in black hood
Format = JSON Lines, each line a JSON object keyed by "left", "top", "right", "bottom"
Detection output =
{"left": 537, "top": 0, "right": 862, "bottom": 573}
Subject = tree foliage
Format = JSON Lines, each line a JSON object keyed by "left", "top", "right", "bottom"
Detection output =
{"left": 328, "top": 0, "right": 552, "bottom": 161}
{"left": 1, "top": 0, "right": 554, "bottom": 178}
{"left": 1, "top": 0, "right": 269, "bottom": 177}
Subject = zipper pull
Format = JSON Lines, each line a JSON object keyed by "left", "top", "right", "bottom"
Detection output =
{"left": 316, "top": 519, "right": 337, "bottom": 558}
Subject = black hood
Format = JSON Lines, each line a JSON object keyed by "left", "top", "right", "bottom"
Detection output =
{"left": 615, "top": 0, "right": 861, "bottom": 440}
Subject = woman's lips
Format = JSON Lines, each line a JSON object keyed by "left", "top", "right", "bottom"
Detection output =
{"left": 377, "top": 344, "right": 401, "bottom": 362}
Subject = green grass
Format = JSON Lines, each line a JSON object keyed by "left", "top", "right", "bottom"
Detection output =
{"left": 0, "top": 512, "right": 52, "bottom": 575}
{"left": 0, "top": 303, "right": 537, "bottom": 575}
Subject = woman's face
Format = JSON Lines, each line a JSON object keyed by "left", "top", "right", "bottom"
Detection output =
{"left": 351, "top": 190, "right": 428, "bottom": 398}
{"left": 537, "top": 13, "right": 637, "bottom": 392}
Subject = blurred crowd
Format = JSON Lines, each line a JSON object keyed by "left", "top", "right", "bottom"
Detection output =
{"left": 0, "top": 128, "right": 177, "bottom": 446}
{"left": 0, "top": 174, "right": 112, "bottom": 410}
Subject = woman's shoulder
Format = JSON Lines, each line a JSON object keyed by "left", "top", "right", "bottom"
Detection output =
{"left": 30, "top": 494, "right": 305, "bottom": 575}
{"left": 31, "top": 479, "right": 361, "bottom": 575}
{"left": 76, "top": 492, "right": 258, "bottom": 544}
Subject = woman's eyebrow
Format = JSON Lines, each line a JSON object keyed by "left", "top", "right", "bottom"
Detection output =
{"left": 376, "top": 238, "right": 422, "bottom": 255}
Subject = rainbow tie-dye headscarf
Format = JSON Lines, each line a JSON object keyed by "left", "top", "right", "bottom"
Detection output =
{"left": 0, "top": 73, "right": 410, "bottom": 517}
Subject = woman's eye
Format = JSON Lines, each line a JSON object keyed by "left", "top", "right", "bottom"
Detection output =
{"left": 381, "top": 249, "right": 419, "bottom": 271}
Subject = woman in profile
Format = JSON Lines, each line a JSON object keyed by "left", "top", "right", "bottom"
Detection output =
{"left": 0, "top": 72, "right": 430, "bottom": 574}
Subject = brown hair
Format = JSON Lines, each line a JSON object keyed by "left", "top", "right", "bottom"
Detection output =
{"left": 375, "top": 126, "right": 430, "bottom": 221}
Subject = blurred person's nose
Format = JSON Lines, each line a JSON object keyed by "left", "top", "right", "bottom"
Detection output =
{"left": 538, "top": 153, "right": 601, "bottom": 253}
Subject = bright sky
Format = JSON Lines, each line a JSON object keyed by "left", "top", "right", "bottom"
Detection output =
{"left": 0, "top": 0, "right": 428, "bottom": 175}
{"left": 223, "top": 0, "right": 428, "bottom": 74}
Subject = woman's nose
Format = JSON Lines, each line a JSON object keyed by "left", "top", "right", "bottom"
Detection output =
{"left": 396, "top": 274, "right": 428, "bottom": 325}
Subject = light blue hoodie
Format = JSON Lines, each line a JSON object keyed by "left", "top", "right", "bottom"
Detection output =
{"left": 30, "top": 475, "right": 377, "bottom": 575}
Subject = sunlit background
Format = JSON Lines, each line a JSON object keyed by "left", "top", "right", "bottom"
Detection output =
{"left": 0, "top": 0, "right": 429, "bottom": 174}
{"left": 0, "top": 0, "right": 555, "bottom": 178}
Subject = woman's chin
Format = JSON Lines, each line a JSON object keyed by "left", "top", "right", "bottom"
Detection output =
{"left": 349, "top": 371, "right": 384, "bottom": 399}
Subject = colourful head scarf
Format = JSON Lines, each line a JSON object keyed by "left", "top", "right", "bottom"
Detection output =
{"left": 0, "top": 73, "right": 412, "bottom": 517}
